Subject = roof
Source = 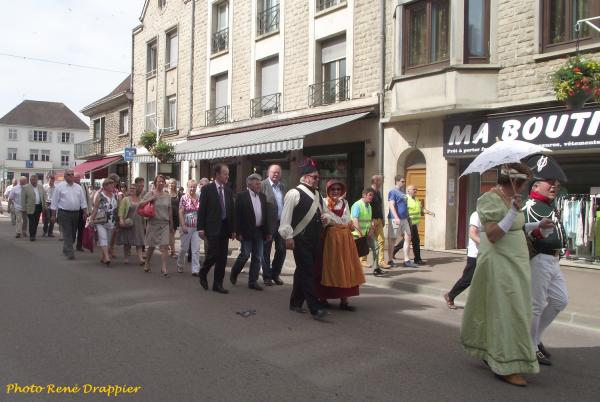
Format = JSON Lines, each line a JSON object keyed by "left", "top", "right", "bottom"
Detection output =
{"left": 0, "top": 100, "right": 88, "bottom": 130}
{"left": 80, "top": 75, "right": 131, "bottom": 115}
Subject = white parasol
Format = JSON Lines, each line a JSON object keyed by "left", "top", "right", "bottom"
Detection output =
{"left": 460, "top": 140, "right": 551, "bottom": 177}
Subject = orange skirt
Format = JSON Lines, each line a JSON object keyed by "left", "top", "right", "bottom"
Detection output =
{"left": 321, "top": 224, "right": 366, "bottom": 288}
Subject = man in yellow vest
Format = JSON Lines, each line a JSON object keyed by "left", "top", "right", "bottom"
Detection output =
{"left": 394, "top": 185, "right": 434, "bottom": 265}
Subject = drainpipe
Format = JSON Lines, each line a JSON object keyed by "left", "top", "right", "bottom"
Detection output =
{"left": 378, "top": 0, "right": 386, "bottom": 177}
{"left": 189, "top": 0, "right": 196, "bottom": 132}
{"left": 129, "top": 27, "right": 136, "bottom": 185}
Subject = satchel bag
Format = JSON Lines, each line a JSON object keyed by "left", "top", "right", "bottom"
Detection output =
{"left": 137, "top": 201, "right": 156, "bottom": 218}
{"left": 91, "top": 209, "right": 108, "bottom": 225}
{"left": 354, "top": 236, "right": 370, "bottom": 257}
{"left": 120, "top": 218, "right": 134, "bottom": 228}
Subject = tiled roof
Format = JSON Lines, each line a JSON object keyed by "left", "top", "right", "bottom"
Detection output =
{"left": 80, "top": 75, "right": 131, "bottom": 114}
{"left": 0, "top": 100, "right": 88, "bottom": 130}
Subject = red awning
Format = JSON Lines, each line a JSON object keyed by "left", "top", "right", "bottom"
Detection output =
{"left": 73, "top": 156, "right": 122, "bottom": 174}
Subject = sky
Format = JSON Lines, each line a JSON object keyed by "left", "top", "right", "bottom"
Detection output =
{"left": 0, "top": 0, "right": 144, "bottom": 124}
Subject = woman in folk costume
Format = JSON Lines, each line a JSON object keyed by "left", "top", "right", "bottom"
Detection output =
{"left": 316, "top": 179, "right": 366, "bottom": 311}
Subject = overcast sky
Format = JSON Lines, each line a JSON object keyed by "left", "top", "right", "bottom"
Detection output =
{"left": 0, "top": 0, "right": 143, "bottom": 124}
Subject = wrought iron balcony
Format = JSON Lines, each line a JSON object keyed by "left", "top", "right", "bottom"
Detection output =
{"left": 257, "top": 4, "right": 280, "bottom": 36}
{"left": 250, "top": 93, "right": 281, "bottom": 118}
{"left": 317, "top": 0, "right": 343, "bottom": 12}
{"left": 205, "top": 105, "right": 230, "bottom": 127}
{"left": 212, "top": 28, "right": 229, "bottom": 54}
{"left": 308, "top": 76, "right": 350, "bottom": 107}
{"left": 75, "top": 138, "right": 105, "bottom": 159}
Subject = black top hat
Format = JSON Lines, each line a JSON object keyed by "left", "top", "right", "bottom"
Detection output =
{"left": 526, "top": 154, "right": 567, "bottom": 183}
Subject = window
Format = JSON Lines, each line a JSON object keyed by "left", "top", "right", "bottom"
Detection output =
{"left": 7, "top": 148, "right": 17, "bottom": 160}
{"left": 41, "top": 150, "right": 50, "bottom": 162}
{"left": 158, "top": 0, "right": 166, "bottom": 8}
{"left": 212, "top": 2, "right": 229, "bottom": 53}
{"left": 93, "top": 118, "right": 104, "bottom": 140}
{"left": 252, "top": 57, "right": 280, "bottom": 117}
{"left": 166, "top": 29, "right": 178, "bottom": 68}
{"left": 207, "top": 73, "right": 229, "bottom": 125}
{"left": 165, "top": 96, "right": 177, "bottom": 131}
{"left": 8, "top": 128, "right": 17, "bottom": 141}
{"left": 317, "top": 0, "right": 343, "bottom": 12}
{"left": 404, "top": 0, "right": 450, "bottom": 71}
{"left": 146, "top": 101, "right": 157, "bottom": 131}
{"left": 147, "top": 39, "right": 157, "bottom": 76}
{"left": 310, "top": 35, "right": 348, "bottom": 106}
{"left": 541, "top": 0, "right": 600, "bottom": 52}
{"left": 119, "top": 110, "right": 129, "bottom": 134}
{"left": 61, "top": 151, "right": 70, "bottom": 167}
{"left": 29, "top": 149, "right": 39, "bottom": 161}
{"left": 257, "top": 0, "right": 280, "bottom": 35}
{"left": 465, "top": 0, "right": 489, "bottom": 63}
{"left": 32, "top": 130, "right": 49, "bottom": 142}
{"left": 60, "top": 132, "right": 71, "bottom": 143}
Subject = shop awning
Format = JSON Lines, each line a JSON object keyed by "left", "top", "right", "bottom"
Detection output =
{"left": 174, "top": 112, "right": 370, "bottom": 161}
{"left": 73, "top": 156, "right": 122, "bottom": 174}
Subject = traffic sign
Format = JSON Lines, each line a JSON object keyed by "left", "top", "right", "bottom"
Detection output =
{"left": 124, "top": 147, "right": 136, "bottom": 162}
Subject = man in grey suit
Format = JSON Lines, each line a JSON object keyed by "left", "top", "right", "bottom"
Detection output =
{"left": 21, "top": 175, "right": 47, "bottom": 241}
{"left": 261, "top": 164, "right": 286, "bottom": 286}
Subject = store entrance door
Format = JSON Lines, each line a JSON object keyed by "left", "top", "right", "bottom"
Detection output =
{"left": 406, "top": 168, "right": 426, "bottom": 243}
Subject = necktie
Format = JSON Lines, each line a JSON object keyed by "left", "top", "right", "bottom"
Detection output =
{"left": 219, "top": 185, "right": 226, "bottom": 219}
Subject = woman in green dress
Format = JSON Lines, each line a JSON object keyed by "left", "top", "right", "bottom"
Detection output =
{"left": 461, "top": 163, "right": 538, "bottom": 387}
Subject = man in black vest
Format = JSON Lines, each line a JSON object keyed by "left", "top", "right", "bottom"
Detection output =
{"left": 197, "top": 164, "right": 236, "bottom": 294}
{"left": 279, "top": 158, "right": 328, "bottom": 321}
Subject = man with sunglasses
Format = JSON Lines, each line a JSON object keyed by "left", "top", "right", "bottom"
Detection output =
{"left": 523, "top": 155, "right": 568, "bottom": 367}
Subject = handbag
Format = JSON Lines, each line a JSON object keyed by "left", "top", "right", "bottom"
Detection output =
{"left": 91, "top": 209, "right": 108, "bottom": 225}
{"left": 354, "top": 236, "right": 370, "bottom": 257}
{"left": 137, "top": 201, "right": 156, "bottom": 218}
{"left": 82, "top": 225, "right": 95, "bottom": 253}
{"left": 120, "top": 218, "right": 134, "bottom": 228}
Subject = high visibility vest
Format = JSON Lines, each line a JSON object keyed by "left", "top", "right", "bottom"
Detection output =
{"left": 351, "top": 200, "right": 372, "bottom": 238}
{"left": 407, "top": 196, "right": 422, "bottom": 225}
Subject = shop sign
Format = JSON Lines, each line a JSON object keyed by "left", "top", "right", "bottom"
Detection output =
{"left": 444, "top": 108, "right": 600, "bottom": 156}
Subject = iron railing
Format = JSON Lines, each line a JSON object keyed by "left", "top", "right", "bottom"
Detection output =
{"left": 308, "top": 76, "right": 350, "bottom": 107}
{"left": 74, "top": 138, "right": 104, "bottom": 159}
{"left": 317, "top": 0, "right": 343, "bottom": 12}
{"left": 250, "top": 93, "right": 281, "bottom": 118}
{"left": 257, "top": 4, "right": 280, "bottom": 36}
{"left": 212, "top": 28, "right": 229, "bottom": 54}
{"left": 205, "top": 105, "right": 230, "bottom": 126}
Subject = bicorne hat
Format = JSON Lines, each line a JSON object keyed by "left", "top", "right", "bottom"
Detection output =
{"left": 526, "top": 154, "right": 567, "bottom": 183}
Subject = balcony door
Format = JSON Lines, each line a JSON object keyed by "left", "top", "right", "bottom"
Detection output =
{"left": 321, "top": 35, "right": 347, "bottom": 104}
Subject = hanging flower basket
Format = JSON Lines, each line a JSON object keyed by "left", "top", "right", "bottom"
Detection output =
{"left": 151, "top": 141, "right": 175, "bottom": 163}
{"left": 551, "top": 56, "right": 600, "bottom": 109}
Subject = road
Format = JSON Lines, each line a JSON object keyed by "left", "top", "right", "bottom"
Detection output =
{"left": 0, "top": 217, "right": 599, "bottom": 401}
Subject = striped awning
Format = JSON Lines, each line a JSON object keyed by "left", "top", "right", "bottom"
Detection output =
{"left": 174, "top": 112, "right": 369, "bottom": 162}
{"left": 132, "top": 147, "right": 154, "bottom": 163}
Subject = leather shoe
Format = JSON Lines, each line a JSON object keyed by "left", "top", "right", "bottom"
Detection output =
{"left": 248, "top": 282, "right": 263, "bottom": 291}
{"left": 76, "top": 246, "right": 84, "bottom": 252}
{"left": 339, "top": 302, "right": 356, "bottom": 311}
{"left": 191, "top": 272, "right": 199, "bottom": 277}
{"left": 538, "top": 342, "right": 551, "bottom": 358}
{"left": 373, "top": 268, "right": 385, "bottom": 276}
{"left": 379, "top": 262, "right": 392, "bottom": 269}
{"left": 495, "top": 373, "right": 527, "bottom": 387}
{"left": 536, "top": 350, "right": 552, "bottom": 366}
{"left": 230, "top": 272, "right": 238, "bottom": 285}
{"left": 312, "top": 309, "right": 329, "bottom": 321}
{"left": 199, "top": 275, "right": 208, "bottom": 290}
{"left": 213, "top": 286, "right": 229, "bottom": 294}
{"left": 289, "top": 306, "right": 307, "bottom": 314}
{"left": 414, "top": 259, "right": 427, "bottom": 265}
{"left": 273, "top": 276, "right": 284, "bottom": 285}
{"left": 263, "top": 279, "right": 274, "bottom": 286}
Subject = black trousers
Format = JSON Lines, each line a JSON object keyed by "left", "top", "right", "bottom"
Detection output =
{"left": 42, "top": 205, "right": 54, "bottom": 235}
{"left": 28, "top": 204, "right": 43, "bottom": 239}
{"left": 394, "top": 223, "right": 422, "bottom": 262}
{"left": 75, "top": 209, "right": 85, "bottom": 248}
{"left": 290, "top": 234, "right": 321, "bottom": 315}
{"left": 262, "top": 227, "right": 286, "bottom": 280}
{"left": 200, "top": 222, "right": 230, "bottom": 288}
{"left": 58, "top": 209, "right": 79, "bottom": 258}
{"left": 448, "top": 256, "right": 477, "bottom": 301}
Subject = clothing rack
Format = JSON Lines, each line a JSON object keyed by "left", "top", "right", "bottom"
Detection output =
{"left": 556, "top": 194, "right": 600, "bottom": 262}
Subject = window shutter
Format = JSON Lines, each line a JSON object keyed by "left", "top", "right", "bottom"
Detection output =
{"left": 29, "top": 130, "right": 33, "bottom": 141}
{"left": 47, "top": 132, "right": 52, "bottom": 142}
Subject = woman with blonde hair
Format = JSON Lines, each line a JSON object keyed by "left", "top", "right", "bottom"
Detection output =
{"left": 90, "top": 179, "right": 118, "bottom": 266}
{"left": 140, "top": 175, "right": 173, "bottom": 277}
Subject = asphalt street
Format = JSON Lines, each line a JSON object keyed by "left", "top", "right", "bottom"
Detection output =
{"left": 1, "top": 216, "right": 599, "bottom": 402}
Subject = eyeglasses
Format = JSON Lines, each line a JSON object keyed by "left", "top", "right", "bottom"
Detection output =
{"left": 65, "top": 173, "right": 74, "bottom": 176}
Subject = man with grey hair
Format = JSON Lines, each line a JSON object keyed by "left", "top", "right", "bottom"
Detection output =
{"left": 43, "top": 174, "right": 57, "bottom": 236}
{"left": 261, "top": 164, "right": 286, "bottom": 285}
{"left": 230, "top": 173, "right": 272, "bottom": 290}
{"left": 4, "top": 178, "right": 18, "bottom": 226}
{"left": 8, "top": 176, "right": 29, "bottom": 238}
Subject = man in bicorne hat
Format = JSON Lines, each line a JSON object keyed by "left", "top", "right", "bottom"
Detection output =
{"left": 523, "top": 154, "right": 568, "bottom": 367}
{"left": 278, "top": 158, "right": 329, "bottom": 321}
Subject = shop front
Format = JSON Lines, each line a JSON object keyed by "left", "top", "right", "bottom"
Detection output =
{"left": 445, "top": 106, "right": 600, "bottom": 261}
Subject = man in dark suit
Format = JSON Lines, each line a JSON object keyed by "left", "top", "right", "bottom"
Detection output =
{"left": 230, "top": 174, "right": 272, "bottom": 290}
{"left": 21, "top": 175, "right": 46, "bottom": 241}
{"left": 261, "top": 164, "right": 286, "bottom": 286}
{"left": 197, "top": 164, "right": 236, "bottom": 294}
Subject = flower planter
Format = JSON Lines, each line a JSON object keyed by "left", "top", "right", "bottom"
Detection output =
{"left": 565, "top": 92, "right": 594, "bottom": 110}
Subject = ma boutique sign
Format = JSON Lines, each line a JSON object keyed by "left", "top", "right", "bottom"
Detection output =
{"left": 443, "top": 108, "right": 600, "bottom": 156}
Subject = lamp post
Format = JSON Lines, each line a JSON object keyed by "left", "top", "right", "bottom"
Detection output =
{"left": 150, "top": 117, "right": 164, "bottom": 179}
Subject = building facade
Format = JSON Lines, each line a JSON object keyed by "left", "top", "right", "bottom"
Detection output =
{"left": 0, "top": 100, "right": 88, "bottom": 190}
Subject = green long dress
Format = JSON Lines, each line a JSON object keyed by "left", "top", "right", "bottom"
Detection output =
{"left": 460, "top": 190, "right": 539, "bottom": 376}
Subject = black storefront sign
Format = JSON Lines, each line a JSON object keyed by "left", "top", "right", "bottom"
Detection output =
{"left": 443, "top": 107, "right": 600, "bottom": 156}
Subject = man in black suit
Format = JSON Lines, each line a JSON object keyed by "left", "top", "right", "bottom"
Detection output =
{"left": 261, "top": 164, "right": 286, "bottom": 286}
{"left": 197, "top": 164, "right": 236, "bottom": 294}
{"left": 230, "top": 174, "right": 272, "bottom": 290}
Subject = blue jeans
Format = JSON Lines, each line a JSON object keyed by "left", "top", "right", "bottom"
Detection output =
{"left": 231, "top": 231, "right": 265, "bottom": 285}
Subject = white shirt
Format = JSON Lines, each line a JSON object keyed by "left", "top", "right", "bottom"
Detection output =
{"left": 279, "top": 184, "right": 330, "bottom": 240}
{"left": 249, "top": 189, "right": 263, "bottom": 227}
{"left": 32, "top": 184, "right": 41, "bottom": 204}
{"left": 51, "top": 181, "right": 87, "bottom": 211}
{"left": 467, "top": 211, "right": 481, "bottom": 258}
{"left": 8, "top": 185, "right": 23, "bottom": 211}
{"left": 44, "top": 183, "right": 55, "bottom": 204}
{"left": 269, "top": 178, "right": 284, "bottom": 220}
{"left": 4, "top": 184, "right": 14, "bottom": 199}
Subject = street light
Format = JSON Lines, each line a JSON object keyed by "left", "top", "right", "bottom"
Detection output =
{"left": 149, "top": 116, "right": 164, "bottom": 177}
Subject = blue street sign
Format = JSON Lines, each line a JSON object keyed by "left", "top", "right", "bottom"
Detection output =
{"left": 124, "top": 147, "right": 136, "bottom": 162}
{"left": 26, "top": 160, "right": 33, "bottom": 168}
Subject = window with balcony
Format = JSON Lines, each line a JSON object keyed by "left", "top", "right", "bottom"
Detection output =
{"left": 317, "top": 0, "right": 344, "bottom": 13}
{"left": 60, "top": 132, "right": 72, "bottom": 143}
{"left": 147, "top": 39, "right": 158, "bottom": 77}
{"left": 7, "top": 148, "right": 17, "bottom": 160}
{"left": 252, "top": 56, "right": 280, "bottom": 117}
{"left": 119, "top": 110, "right": 129, "bottom": 134}
{"left": 29, "top": 149, "right": 39, "bottom": 161}
{"left": 465, "top": 0, "right": 490, "bottom": 63}
{"left": 8, "top": 128, "right": 17, "bottom": 141}
{"left": 403, "top": 0, "right": 449, "bottom": 72}
{"left": 257, "top": 0, "right": 280, "bottom": 36}
{"left": 166, "top": 29, "right": 178, "bottom": 68}
{"left": 93, "top": 118, "right": 104, "bottom": 140}
{"left": 207, "top": 73, "right": 229, "bottom": 126}
{"left": 212, "top": 2, "right": 229, "bottom": 54}
{"left": 310, "top": 35, "right": 349, "bottom": 106}
{"left": 541, "top": 0, "right": 600, "bottom": 53}
{"left": 61, "top": 151, "right": 70, "bottom": 167}
{"left": 145, "top": 101, "right": 156, "bottom": 131}
{"left": 41, "top": 150, "right": 50, "bottom": 162}
{"left": 165, "top": 96, "right": 177, "bottom": 131}
{"left": 31, "top": 130, "right": 49, "bottom": 142}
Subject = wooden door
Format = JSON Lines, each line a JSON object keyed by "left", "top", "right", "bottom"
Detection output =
{"left": 405, "top": 168, "right": 426, "bottom": 242}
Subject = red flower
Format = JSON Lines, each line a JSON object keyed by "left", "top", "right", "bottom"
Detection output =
{"left": 582, "top": 76, "right": 591, "bottom": 84}
{"left": 573, "top": 67, "right": 581, "bottom": 73}
{"left": 569, "top": 90, "right": 575, "bottom": 96}
{"left": 575, "top": 80, "right": 582, "bottom": 87}
{"left": 595, "top": 89, "right": 600, "bottom": 96}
